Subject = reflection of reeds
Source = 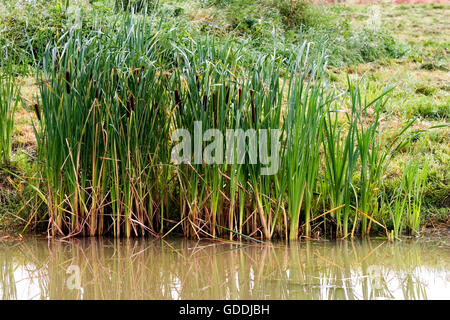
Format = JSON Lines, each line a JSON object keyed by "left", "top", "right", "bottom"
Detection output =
{"left": 0, "top": 239, "right": 448, "bottom": 299}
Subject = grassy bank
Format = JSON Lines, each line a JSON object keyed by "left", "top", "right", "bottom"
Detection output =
{"left": 0, "top": 0, "right": 448, "bottom": 240}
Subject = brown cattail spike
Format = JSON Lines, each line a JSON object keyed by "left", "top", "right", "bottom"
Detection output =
{"left": 174, "top": 89, "right": 182, "bottom": 108}
{"left": 202, "top": 94, "right": 208, "bottom": 111}
{"left": 66, "top": 71, "right": 71, "bottom": 94}
{"left": 212, "top": 92, "right": 217, "bottom": 126}
{"left": 196, "top": 73, "right": 200, "bottom": 91}
{"left": 34, "top": 103, "right": 41, "bottom": 121}
{"left": 129, "top": 93, "right": 135, "bottom": 112}
{"left": 93, "top": 80, "right": 99, "bottom": 99}
{"left": 163, "top": 74, "right": 169, "bottom": 90}
{"left": 126, "top": 100, "right": 131, "bottom": 117}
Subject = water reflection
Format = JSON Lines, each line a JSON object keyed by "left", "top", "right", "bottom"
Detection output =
{"left": 0, "top": 238, "right": 449, "bottom": 299}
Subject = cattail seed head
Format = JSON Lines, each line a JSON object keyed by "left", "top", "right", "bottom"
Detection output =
{"left": 163, "top": 74, "right": 169, "bottom": 90}
{"left": 126, "top": 99, "right": 131, "bottom": 117}
{"left": 250, "top": 89, "right": 255, "bottom": 123}
{"left": 196, "top": 73, "right": 200, "bottom": 91}
{"left": 251, "top": 103, "right": 256, "bottom": 123}
{"left": 212, "top": 92, "right": 217, "bottom": 126}
{"left": 202, "top": 94, "right": 208, "bottom": 111}
{"left": 93, "top": 80, "right": 99, "bottom": 98}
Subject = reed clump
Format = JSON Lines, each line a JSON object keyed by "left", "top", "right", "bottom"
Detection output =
{"left": 0, "top": 53, "right": 20, "bottom": 164}
{"left": 33, "top": 14, "right": 424, "bottom": 240}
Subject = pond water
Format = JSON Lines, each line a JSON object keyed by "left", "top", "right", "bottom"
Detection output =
{"left": 0, "top": 237, "right": 449, "bottom": 299}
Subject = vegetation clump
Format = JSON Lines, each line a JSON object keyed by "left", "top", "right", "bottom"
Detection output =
{"left": 0, "top": 1, "right": 448, "bottom": 240}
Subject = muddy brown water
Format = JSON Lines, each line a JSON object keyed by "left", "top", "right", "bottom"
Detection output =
{"left": 0, "top": 237, "right": 449, "bottom": 299}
